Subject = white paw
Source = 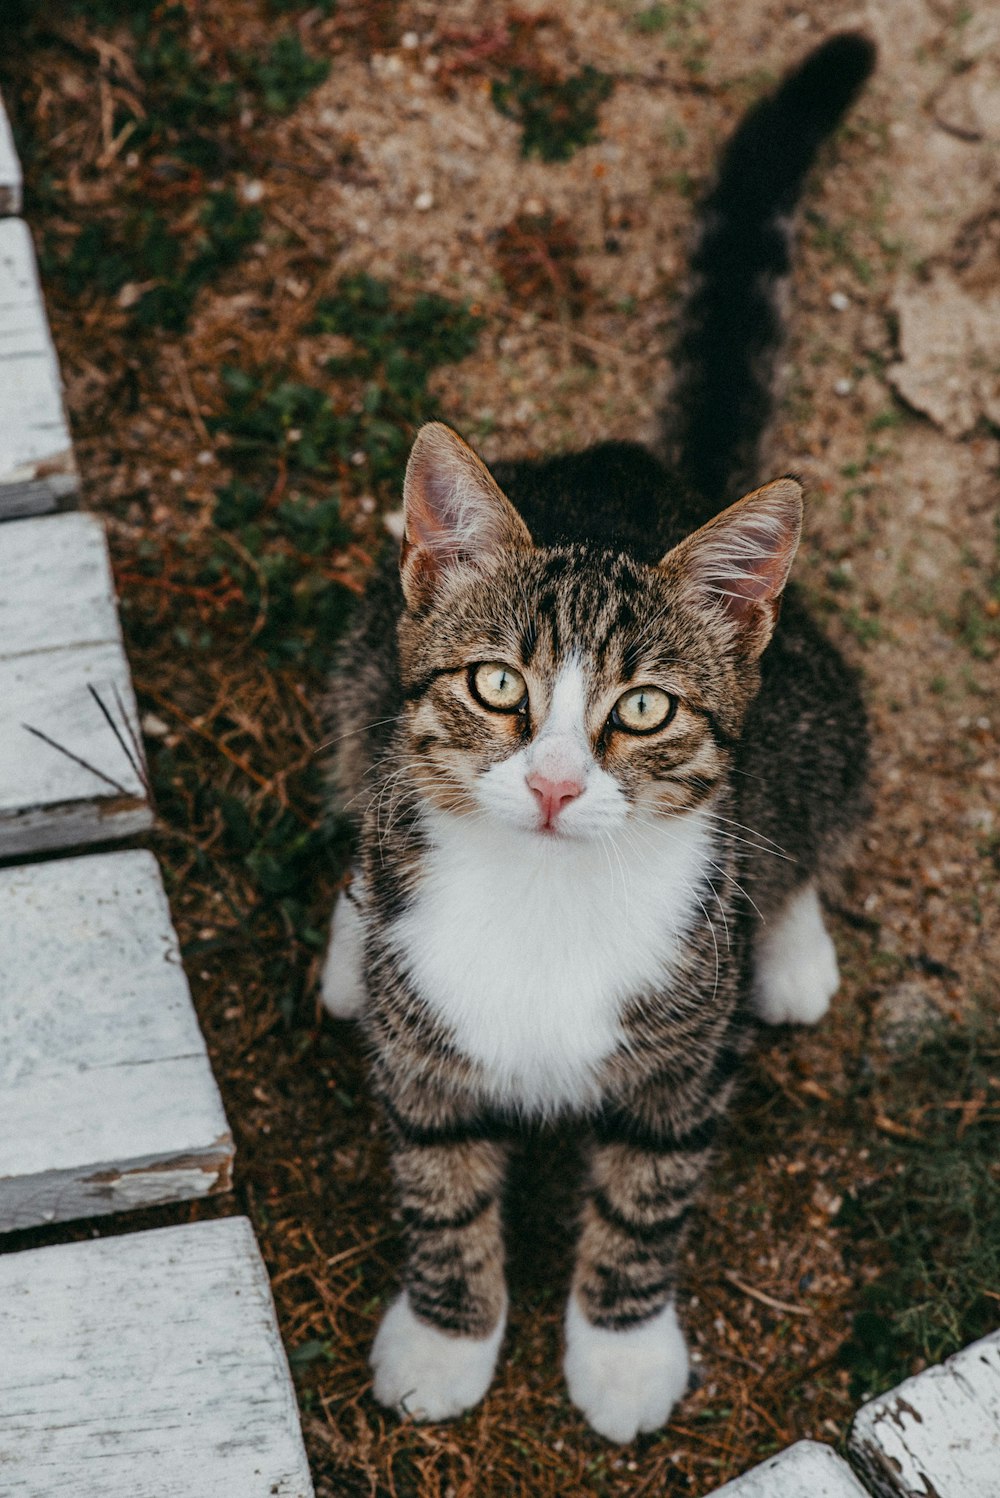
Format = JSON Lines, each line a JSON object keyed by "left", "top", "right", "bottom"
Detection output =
{"left": 371, "top": 1291, "right": 506, "bottom": 1421}
{"left": 319, "top": 882, "right": 367, "bottom": 1019}
{"left": 751, "top": 882, "right": 839, "bottom": 1026}
{"left": 563, "top": 1294, "right": 690, "bottom": 1443}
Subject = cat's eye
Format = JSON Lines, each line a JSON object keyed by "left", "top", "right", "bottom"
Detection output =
{"left": 469, "top": 662, "right": 528, "bottom": 714}
{"left": 611, "top": 685, "right": 676, "bottom": 735}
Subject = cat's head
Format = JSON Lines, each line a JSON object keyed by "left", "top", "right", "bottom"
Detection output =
{"left": 395, "top": 423, "right": 801, "bottom": 842}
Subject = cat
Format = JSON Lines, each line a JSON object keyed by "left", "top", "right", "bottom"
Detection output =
{"left": 320, "top": 32, "right": 875, "bottom": 1443}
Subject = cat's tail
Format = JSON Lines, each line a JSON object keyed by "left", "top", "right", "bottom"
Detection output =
{"left": 660, "top": 32, "right": 877, "bottom": 506}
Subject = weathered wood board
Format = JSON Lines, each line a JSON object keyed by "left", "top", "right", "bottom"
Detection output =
{"left": 0, "top": 217, "right": 78, "bottom": 517}
{"left": 706, "top": 1439, "right": 873, "bottom": 1497}
{"left": 0, "top": 1217, "right": 315, "bottom": 1497}
{"left": 849, "top": 1329, "right": 1000, "bottom": 1496}
{"left": 0, "top": 88, "right": 21, "bottom": 214}
{"left": 0, "top": 510, "right": 152, "bottom": 857}
{"left": 0, "top": 849, "right": 233, "bottom": 1231}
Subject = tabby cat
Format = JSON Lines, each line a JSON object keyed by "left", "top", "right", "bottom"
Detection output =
{"left": 321, "top": 33, "right": 875, "bottom": 1442}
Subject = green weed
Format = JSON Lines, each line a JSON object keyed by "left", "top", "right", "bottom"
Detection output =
{"left": 39, "top": 6, "right": 326, "bottom": 329}
{"left": 243, "top": 33, "right": 330, "bottom": 114}
{"left": 51, "top": 190, "right": 261, "bottom": 331}
{"left": 839, "top": 1023, "right": 1000, "bottom": 1400}
{"left": 630, "top": 1, "right": 703, "bottom": 36}
{"left": 207, "top": 275, "right": 483, "bottom": 667}
{"left": 491, "top": 64, "right": 614, "bottom": 162}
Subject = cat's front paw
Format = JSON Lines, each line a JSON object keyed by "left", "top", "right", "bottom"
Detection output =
{"left": 563, "top": 1295, "right": 690, "bottom": 1443}
{"left": 751, "top": 881, "right": 839, "bottom": 1025}
{"left": 371, "top": 1292, "right": 506, "bottom": 1421}
{"left": 319, "top": 883, "right": 366, "bottom": 1020}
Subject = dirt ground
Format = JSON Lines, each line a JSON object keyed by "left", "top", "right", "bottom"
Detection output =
{"left": 3, "top": 1, "right": 999, "bottom": 1494}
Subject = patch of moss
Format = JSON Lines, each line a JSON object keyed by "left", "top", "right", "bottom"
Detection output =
{"left": 207, "top": 275, "right": 483, "bottom": 667}
{"left": 839, "top": 1022, "right": 1000, "bottom": 1400}
{"left": 491, "top": 64, "right": 614, "bottom": 162}
{"left": 243, "top": 33, "right": 330, "bottom": 114}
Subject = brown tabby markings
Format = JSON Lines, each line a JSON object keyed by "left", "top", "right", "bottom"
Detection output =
{"left": 324, "top": 33, "right": 877, "bottom": 1435}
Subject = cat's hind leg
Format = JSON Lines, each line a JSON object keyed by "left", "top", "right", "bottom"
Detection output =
{"left": 750, "top": 881, "right": 839, "bottom": 1025}
{"left": 319, "top": 876, "right": 367, "bottom": 1019}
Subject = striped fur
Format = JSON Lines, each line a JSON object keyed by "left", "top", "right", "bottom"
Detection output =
{"left": 321, "top": 33, "right": 875, "bottom": 1441}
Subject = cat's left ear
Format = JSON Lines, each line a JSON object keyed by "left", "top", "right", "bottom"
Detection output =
{"left": 659, "top": 478, "right": 803, "bottom": 657}
{"left": 400, "top": 422, "right": 533, "bottom": 608}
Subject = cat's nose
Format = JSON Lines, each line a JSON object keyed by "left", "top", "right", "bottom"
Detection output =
{"left": 526, "top": 772, "right": 583, "bottom": 828}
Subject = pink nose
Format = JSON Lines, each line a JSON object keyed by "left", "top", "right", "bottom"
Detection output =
{"left": 527, "top": 772, "right": 583, "bottom": 828}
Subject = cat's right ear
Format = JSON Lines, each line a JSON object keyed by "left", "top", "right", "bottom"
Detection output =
{"left": 400, "top": 423, "right": 533, "bottom": 608}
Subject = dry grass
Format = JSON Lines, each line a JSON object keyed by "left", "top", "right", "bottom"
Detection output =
{"left": 2, "top": 2, "right": 999, "bottom": 1494}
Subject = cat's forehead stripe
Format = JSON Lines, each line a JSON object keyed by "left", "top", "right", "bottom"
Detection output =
{"left": 519, "top": 551, "right": 655, "bottom": 677}
{"left": 540, "top": 658, "right": 589, "bottom": 741}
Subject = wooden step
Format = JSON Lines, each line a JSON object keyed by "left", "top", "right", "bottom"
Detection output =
{"left": 0, "top": 849, "right": 233, "bottom": 1231}
{"left": 0, "top": 1216, "right": 314, "bottom": 1496}
{"left": 0, "top": 216, "right": 78, "bottom": 517}
{"left": 706, "top": 1439, "right": 872, "bottom": 1496}
{"left": 0, "top": 510, "right": 152, "bottom": 857}
{"left": 0, "top": 88, "right": 21, "bottom": 213}
{"left": 849, "top": 1329, "right": 1000, "bottom": 1496}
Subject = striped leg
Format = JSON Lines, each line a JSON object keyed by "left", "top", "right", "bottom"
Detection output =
{"left": 372, "top": 1100, "right": 510, "bottom": 1421}
{"left": 565, "top": 1098, "right": 726, "bottom": 1442}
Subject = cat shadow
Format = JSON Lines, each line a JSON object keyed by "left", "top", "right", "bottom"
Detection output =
{"left": 503, "top": 1120, "right": 587, "bottom": 1302}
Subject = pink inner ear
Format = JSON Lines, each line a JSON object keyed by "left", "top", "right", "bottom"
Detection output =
{"left": 400, "top": 423, "right": 533, "bottom": 606}
{"left": 407, "top": 466, "right": 469, "bottom": 560}
{"left": 669, "top": 478, "right": 802, "bottom": 639}
{"left": 403, "top": 423, "right": 532, "bottom": 567}
{"left": 706, "top": 516, "right": 795, "bottom": 607}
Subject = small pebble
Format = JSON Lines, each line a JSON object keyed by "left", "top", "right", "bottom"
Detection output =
{"left": 834, "top": 377, "right": 853, "bottom": 396}
{"left": 401, "top": 30, "right": 419, "bottom": 49}
{"left": 414, "top": 190, "right": 434, "bottom": 212}
{"left": 830, "top": 290, "right": 850, "bottom": 311}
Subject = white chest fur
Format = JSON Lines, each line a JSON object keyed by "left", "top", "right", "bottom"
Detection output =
{"left": 386, "top": 807, "right": 715, "bottom": 1115}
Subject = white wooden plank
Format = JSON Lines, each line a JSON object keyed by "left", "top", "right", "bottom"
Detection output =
{"left": 0, "top": 1217, "right": 315, "bottom": 1497}
{"left": 0, "top": 850, "right": 233, "bottom": 1231}
{"left": 706, "top": 1440, "right": 873, "bottom": 1497}
{"left": 0, "top": 89, "right": 21, "bottom": 214}
{"left": 0, "top": 511, "right": 152, "bottom": 856}
{"left": 0, "top": 510, "right": 120, "bottom": 653}
{"left": 849, "top": 1330, "right": 1000, "bottom": 1496}
{"left": 0, "top": 217, "right": 77, "bottom": 517}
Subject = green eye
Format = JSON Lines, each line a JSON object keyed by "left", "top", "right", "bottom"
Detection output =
{"left": 612, "top": 686, "right": 676, "bottom": 735}
{"left": 470, "top": 662, "right": 528, "bottom": 713}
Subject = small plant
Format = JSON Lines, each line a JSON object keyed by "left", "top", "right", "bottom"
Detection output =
{"left": 52, "top": 190, "right": 262, "bottom": 331}
{"left": 308, "top": 272, "right": 484, "bottom": 481}
{"left": 244, "top": 33, "right": 330, "bottom": 114}
{"left": 839, "top": 1022, "right": 1000, "bottom": 1399}
{"left": 41, "top": 7, "right": 327, "bottom": 330}
{"left": 207, "top": 275, "right": 483, "bottom": 667}
{"left": 491, "top": 63, "right": 614, "bottom": 161}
